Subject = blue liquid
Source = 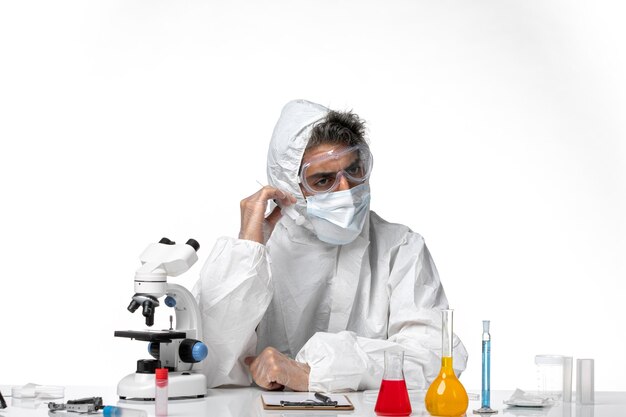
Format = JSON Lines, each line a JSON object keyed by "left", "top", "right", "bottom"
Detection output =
{"left": 481, "top": 339, "right": 491, "bottom": 408}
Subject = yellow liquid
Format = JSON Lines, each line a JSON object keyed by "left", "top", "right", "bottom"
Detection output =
{"left": 425, "top": 357, "right": 469, "bottom": 417}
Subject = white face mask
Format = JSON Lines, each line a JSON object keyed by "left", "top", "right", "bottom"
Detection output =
{"left": 305, "top": 183, "right": 371, "bottom": 245}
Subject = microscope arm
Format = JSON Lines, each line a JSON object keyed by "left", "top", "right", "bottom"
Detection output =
{"left": 165, "top": 283, "right": 203, "bottom": 342}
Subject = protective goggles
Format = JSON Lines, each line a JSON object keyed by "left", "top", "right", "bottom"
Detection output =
{"left": 299, "top": 144, "right": 373, "bottom": 194}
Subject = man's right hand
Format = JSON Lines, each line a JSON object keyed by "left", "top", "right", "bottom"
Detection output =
{"left": 245, "top": 347, "right": 310, "bottom": 391}
{"left": 239, "top": 186, "right": 296, "bottom": 244}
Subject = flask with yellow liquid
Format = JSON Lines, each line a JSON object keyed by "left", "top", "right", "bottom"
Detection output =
{"left": 425, "top": 309, "right": 468, "bottom": 417}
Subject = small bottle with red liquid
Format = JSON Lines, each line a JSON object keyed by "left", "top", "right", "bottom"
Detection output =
{"left": 375, "top": 351, "right": 412, "bottom": 416}
{"left": 155, "top": 368, "right": 168, "bottom": 417}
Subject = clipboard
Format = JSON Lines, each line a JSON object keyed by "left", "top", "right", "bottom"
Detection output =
{"left": 261, "top": 393, "right": 355, "bottom": 411}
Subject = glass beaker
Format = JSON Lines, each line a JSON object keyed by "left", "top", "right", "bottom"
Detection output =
{"left": 535, "top": 355, "right": 572, "bottom": 402}
{"left": 425, "top": 309, "right": 468, "bottom": 417}
{"left": 374, "top": 351, "right": 412, "bottom": 416}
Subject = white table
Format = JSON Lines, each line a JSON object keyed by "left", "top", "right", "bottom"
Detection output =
{"left": 1, "top": 386, "right": 624, "bottom": 417}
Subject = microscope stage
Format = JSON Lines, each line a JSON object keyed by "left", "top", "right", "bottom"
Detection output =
{"left": 114, "top": 330, "right": 187, "bottom": 342}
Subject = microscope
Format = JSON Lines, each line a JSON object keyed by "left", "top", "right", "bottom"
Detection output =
{"left": 114, "top": 237, "right": 208, "bottom": 400}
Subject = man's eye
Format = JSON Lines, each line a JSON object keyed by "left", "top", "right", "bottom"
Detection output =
{"left": 346, "top": 165, "right": 361, "bottom": 175}
{"left": 314, "top": 177, "right": 330, "bottom": 187}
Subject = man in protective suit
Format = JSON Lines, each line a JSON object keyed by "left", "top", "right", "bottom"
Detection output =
{"left": 194, "top": 99, "right": 467, "bottom": 392}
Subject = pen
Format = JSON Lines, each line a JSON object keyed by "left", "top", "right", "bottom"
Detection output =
{"left": 314, "top": 392, "right": 332, "bottom": 404}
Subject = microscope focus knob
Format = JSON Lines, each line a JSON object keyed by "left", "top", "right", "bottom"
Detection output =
{"left": 179, "top": 339, "right": 208, "bottom": 363}
{"left": 164, "top": 296, "right": 176, "bottom": 307}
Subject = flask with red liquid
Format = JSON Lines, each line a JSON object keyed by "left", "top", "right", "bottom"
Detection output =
{"left": 374, "top": 351, "right": 412, "bottom": 416}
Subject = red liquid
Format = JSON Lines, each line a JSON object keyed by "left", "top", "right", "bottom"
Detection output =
{"left": 374, "top": 379, "right": 412, "bottom": 416}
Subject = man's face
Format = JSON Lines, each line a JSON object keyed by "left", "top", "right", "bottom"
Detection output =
{"left": 299, "top": 144, "right": 370, "bottom": 197}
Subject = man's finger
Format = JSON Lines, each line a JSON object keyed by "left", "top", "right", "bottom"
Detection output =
{"left": 265, "top": 206, "right": 282, "bottom": 228}
{"left": 275, "top": 191, "right": 297, "bottom": 207}
{"left": 260, "top": 187, "right": 296, "bottom": 207}
{"left": 267, "top": 382, "right": 285, "bottom": 391}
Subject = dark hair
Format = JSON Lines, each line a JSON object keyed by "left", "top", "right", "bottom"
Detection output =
{"left": 307, "top": 110, "right": 367, "bottom": 149}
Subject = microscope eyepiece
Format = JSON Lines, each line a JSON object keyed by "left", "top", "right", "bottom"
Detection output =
{"left": 186, "top": 239, "right": 200, "bottom": 252}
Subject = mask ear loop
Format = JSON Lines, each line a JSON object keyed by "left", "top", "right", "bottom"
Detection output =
{"left": 258, "top": 180, "right": 306, "bottom": 226}
{"left": 282, "top": 203, "right": 306, "bottom": 225}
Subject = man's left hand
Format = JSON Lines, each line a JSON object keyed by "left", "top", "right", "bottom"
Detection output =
{"left": 245, "top": 347, "right": 310, "bottom": 391}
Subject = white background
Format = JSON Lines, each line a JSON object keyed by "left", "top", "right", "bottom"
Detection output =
{"left": 1, "top": 0, "right": 624, "bottom": 392}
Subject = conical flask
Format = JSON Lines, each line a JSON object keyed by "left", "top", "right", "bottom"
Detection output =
{"left": 425, "top": 309, "right": 468, "bottom": 416}
{"left": 374, "top": 351, "right": 412, "bottom": 416}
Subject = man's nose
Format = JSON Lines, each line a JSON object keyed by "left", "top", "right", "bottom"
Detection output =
{"left": 336, "top": 173, "right": 351, "bottom": 191}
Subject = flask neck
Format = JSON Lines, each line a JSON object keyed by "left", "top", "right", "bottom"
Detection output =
{"left": 441, "top": 309, "right": 454, "bottom": 358}
{"left": 441, "top": 356, "right": 454, "bottom": 371}
{"left": 382, "top": 351, "right": 406, "bottom": 380}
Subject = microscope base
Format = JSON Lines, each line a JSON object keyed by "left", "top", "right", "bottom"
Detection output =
{"left": 117, "top": 371, "right": 207, "bottom": 400}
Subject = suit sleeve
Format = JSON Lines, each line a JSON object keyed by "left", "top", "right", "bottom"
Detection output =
{"left": 193, "top": 236, "right": 273, "bottom": 388}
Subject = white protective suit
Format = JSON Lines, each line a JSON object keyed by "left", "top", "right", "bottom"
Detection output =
{"left": 194, "top": 99, "right": 468, "bottom": 392}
